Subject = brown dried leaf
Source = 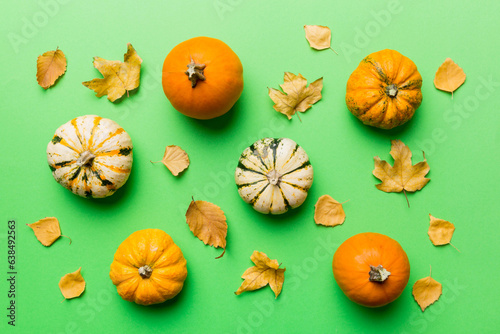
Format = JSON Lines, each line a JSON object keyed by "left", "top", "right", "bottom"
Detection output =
{"left": 304, "top": 25, "right": 337, "bottom": 54}
{"left": 185, "top": 199, "right": 227, "bottom": 258}
{"left": 412, "top": 269, "right": 442, "bottom": 312}
{"left": 27, "top": 217, "right": 70, "bottom": 246}
{"left": 59, "top": 267, "right": 86, "bottom": 300}
{"left": 434, "top": 58, "right": 466, "bottom": 98}
{"left": 314, "top": 195, "right": 345, "bottom": 227}
{"left": 152, "top": 145, "right": 189, "bottom": 176}
{"left": 36, "top": 48, "right": 67, "bottom": 89}
{"left": 428, "top": 214, "right": 455, "bottom": 246}
{"left": 82, "top": 43, "right": 142, "bottom": 102}
{"left": 268, "top": 72, "right": 323, "bottom": 120}
{"left": 373, "top": 140, "right": 430, "bottom": 207}
{"left": 235, "top": 251, "right": 285, "bottom": 298}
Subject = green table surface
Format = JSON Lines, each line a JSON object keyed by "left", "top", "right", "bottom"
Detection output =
{"left": 2, "top": 0, "right": 500, "bottom": 333}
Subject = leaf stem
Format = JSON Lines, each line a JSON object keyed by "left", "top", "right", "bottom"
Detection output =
{"left": 329, "top": 47, "right": 338, "bottom": 55}
{"left": 403, "top": 189, "right": 410, "bottom": 208}
{"left": 449, "top": 242, "right": 461, "bottom": 253}
{"left": 215, "top": 249, "right": 226, "bottom": 259}
{"left": 61, "top": 234, "right": 72, "bottom": 245}
{"left": 296, "top": 112, "right": 302, "bottom": 123}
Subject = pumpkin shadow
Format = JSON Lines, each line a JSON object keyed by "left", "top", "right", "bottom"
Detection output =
{"left": 182, "top": 97, "right": 242, "bottom": 132}
{"left": 346, "top": 110, "right": 415, "bottom": 140}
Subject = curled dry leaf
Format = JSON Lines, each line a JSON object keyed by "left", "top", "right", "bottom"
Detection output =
{"left": 373, "top": 140, "right": 430, "bottom": 207}
{"left": 434, "top": 58, "right": 466, "bottom": 98}
{"left": 151, "top": 145, "right": 189, "bottom": 176}
{"left": 304, "top": 25, "right": 337, "bottom": 54}
{"left": 314, "top": 195, "right": 345, "bottom": 227}
{"left": 428, "top": 214, "right": 455, "bottom": 246}
{"left": 268, "top": 72, "right": 323, "bottom": 120}
{"left": 27, "top": 217, "right": 71, "bottom": 246}
{"left": 412, "top": 268, "right": 442, "bottom": 312}
{"left": 185, "top": 199, "right": 227, "bottom": 258}
{"left": 59, "top": 267, "right": 86, "bottom": 300}
{"left": 36, "top": 48, "right": 67, "bottom": 89}
{"left": 235, "top": 251, "right": 285, "bottom": 298}
{"left": 82, "top": 43, "right": 142, "bottom": 102}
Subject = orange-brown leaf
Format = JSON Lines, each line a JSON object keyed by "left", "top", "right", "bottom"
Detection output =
{"left": 82, "top": 43, "right": 142, "bottom": 102}
{"left": 304, "top": 25, "right": 335, "bottom": 51}
{"left": 314, "top": 195, "right": 345, "bottom": 227}
{"left": 268, "top": 72, "right": 323, "bottom": 120}
{"left": 434, "top": 58, "right": 466, "bottom": 97}
{"left": 36, "top": 49, "right": 67, "bottom": 89}
{"left": 412, "top": 273, "right": 442, "bottom": 312}
{"left": 153, "top": 145, "right": 189, "bottom": 176}
{"left": 185, "top": 200, "right": 227, "bottom": 257}
{"left": 59, "top": 267, "right": 86, "bottom": 300}
{"left": 27, "top": 217, "right": 61, "bottom": 246}
{"left": 428, "top": 214, "right": 455, "bottom": 246}
{"left": 235, "top": 251, "right": 285, "bottom": 298}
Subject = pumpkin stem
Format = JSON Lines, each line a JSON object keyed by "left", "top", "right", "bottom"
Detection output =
{"left": 266, "top": 169, "right": 282, "bottom": 186}
{"left": 185, "top": 59, "right": 206, "bottom": 88}
{"left": 369, "top": 265, "right": 391, "bottom": 282}
{"left": 138, "top": 265, "right": 153, "bottom": 279}
{"left": 385, "top": 84, "right": 398, "bottom": 98}
{"left": 77, "top": 151, "right": 95, "bottom": 166}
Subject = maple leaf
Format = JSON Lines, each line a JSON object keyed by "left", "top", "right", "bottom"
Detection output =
{"left": 36, "top": 48, "right": 67, "bottom": 89}
{"left": 434, "top": 58, "right": 466, "bottom": 99}
{"left": 151, "top": 145, "right": 190, "bottom": 176}
{"left": 268, "top": 72, "right": 323, "bottom": 120}
{"left": 412, "top": 267, "right": 442, "bottom": 312}
{"left": 27, "top": 217, "right": 71, "bottom": 246}
{"left": 82, "top": 43, "right": 142, "bottom": 102}
{"left": 185, "top": 198, "right": 227, "bottom": 258}
{"left": 373, "top": 139, "right": 430, "bottom": 207}
{"left": 428, "top": 214, "right": 458, "bottom": 250}
{"left": 314, "top": 195, "right": 346, "bottom": 227}
{"left": 235, "top": 251, "right": 285, "bottom": 298}
{"left": 59, "top": 267, "right": 86, "bottom": 300}
{"left": 304, "top": 25, "right": 338, "bottom": 54}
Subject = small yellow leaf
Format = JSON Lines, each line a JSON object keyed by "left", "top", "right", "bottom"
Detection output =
{"left": 185, "top": 199, "right": 227, "bottom": 258}
{"left": 428, "top": 214, "right": 455, "bottom": 246}
{"left": 82, "top": 43, "right": 142, "bottom": 102}
{"left": 304, "top": 25, "right": 337, "bottom": 54}
{"left": 152, "top": 145, "right": 189, "bottom": 176}
{"left": 314, "top": 195, "right": 345, "bottom": 227}
{"left": 268, "top": 72, "right": 323, "bottom": 120}
{"left": 27, "top": 217, "right": 62, "bottom": 246}
{"left": 235, "top": 251, "right": 285, "bottom": 298}
{"left": 412, "top": 269, "right": 442, "bottom": 312}
{"left": 59, "top": 267, "right": 86, "bottom": 300}
{"left": 36, "top": 48, "right": 67, "bottom": 89}
{"left": 434, "top": 58, "right": 466, "bottom": 98}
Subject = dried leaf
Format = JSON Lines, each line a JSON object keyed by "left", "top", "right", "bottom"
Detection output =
{"left": 412, "top": 268, "right": 442, "bottom": 312}
{"left": 151, "top": 145, "right": 189, "bottom": 176}
{"left": 268, "top": 72, "right": 323, "bottom": 120}
{"left": 428, "top": 214, "right": 455, "bottom": 246}
{"left": 235, "top": 251, "right": 285, "bottom": 298}
{"left": 304, "top": 25, "right": 337, "bottom": 54}
{"left": 314, "top": 195, "right": 345, "bottom": 227}
{"left": 434, "top": 58, "right": 466, "bottom": 98}
{"left": 36, "top": 48, "right": 67, "bottom": 89}
{"left": 373, "top": 140, "right": 430, "bottom": 207}
{"left": 82, "top": 43, "right": 142, "bottom": 102}
{"left": 59, "top": 267, "right": 86, "bottom": 300}
{"left": 185, "top": 199, "right": 227, "bottom": 258}
{"left": 27, "top": 217, "right": 71, "bottom": 246}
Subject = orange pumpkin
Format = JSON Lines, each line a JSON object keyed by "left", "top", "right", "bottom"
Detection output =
{"left": 109, "top": 229, "right": 187, "bottom": 305}
{"left": 345, "top": 49, "right": 422, "bottom": 129}
{"left": 162, "top": 37, "right": 244, "bottom": 120}
{"left": 332, "top": 232, "right": 410, "bottom": 307}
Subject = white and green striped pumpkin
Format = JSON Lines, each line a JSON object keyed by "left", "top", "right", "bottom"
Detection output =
{"left": 235, "top": 138, "right": 313, "bottom": 214}
{"left": 47, "top": 115, "right": 133, "bottom": 198}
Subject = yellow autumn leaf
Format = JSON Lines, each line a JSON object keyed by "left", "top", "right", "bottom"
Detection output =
{"left": 304, "top": 25, "right": 337, "bottom": 54}
{"left": 412, "top": 267, "right": 442, "bottom": 312}
{"left": 27, "top": 217, "right": 71, "bottom": 246}
{"left": 235, "top": 251, "right": 285, "bottom": 298}
{"left": 373, "top": 140, "right": 430, "bottom": 207}
{"left": 36, "top": 48, "right": 67, "bottom": 89}
{"left": 428, "top": 214, "right": 456, "bottom": 246}
{"left": 434, "top": 58, "right": 466, "bottom": 98}
{"left": 314, "top": 195, "right": 345, "bottom": 227}
{"left": 82, "top": 43, "right": 142, "bottom": 102}
{"left": 151, "top": 145, "right": 189, "bottom": 176}
{"left": 268, "top": 72, "right": 323, "bottom": 120}
{"left": 185, "top": 199, "right": 227, "bottom": 258}
{"left": 59, "top": 267, "right": 86, "bottom": 300}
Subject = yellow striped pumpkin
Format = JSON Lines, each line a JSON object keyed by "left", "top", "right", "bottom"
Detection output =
{"left": 47, "top": 115, "right": 133, "bottom": 198}
{"left": 235, "top": 138, "right": 313, "bottom": 214}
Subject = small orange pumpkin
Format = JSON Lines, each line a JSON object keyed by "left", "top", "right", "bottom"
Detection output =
{"left": 332, "top": 232, "right": 410, "bottom": 307}
{"left": 345, "top": 49, "right": 422, "bottom": 129}
{"left": 110, "top": 229, "right": 187, "bottom": 305}
{"left": 162, "top": 37, "right": 244, "bottom": 120}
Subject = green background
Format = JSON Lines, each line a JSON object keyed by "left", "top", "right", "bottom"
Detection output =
{"left": 1, "top": 0, "right": 499, "bottom": 333}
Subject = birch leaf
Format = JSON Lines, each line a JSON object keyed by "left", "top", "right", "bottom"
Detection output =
{"left": 314, "top": 195, "right": 345, "bottom": 227}
{"left": 434, "top": 58, "right": 466, "bottom": 98}
{"left": 304, "top": 25, "right": 337, "bottom": 54}
{"left": 59, "top": 267, "right": 86, "bottom": 300}
{"left": 412, "top": 268, "right": 442, "bottom": 312}
{"left": 151, "top": 145, "right": 189, "bottom": 176}
{"left": 36, "top": 48, "right": 67, "bottom": 89}
{"left": 27, "top": 217, "right": 71, "bottom": 246}
{"left": 428, "top": 214, "right": 455, "bottom": 246}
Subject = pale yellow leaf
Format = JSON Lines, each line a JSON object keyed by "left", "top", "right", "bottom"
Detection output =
{"left": 36, "top": 49, "right": 67, "bottom": 89}
{"left": 412, "top": 270, "right": 442, "bottom": 312}
{"left": 59, "top": 267, "right": 86, "bottom": 300}
{"left": 304, "top": 25, "right": 332, "bottom": 51}
{"left": 152, "top": 145, "right": 189, "bottom": 176}
{"left": 428, "top": 214, "right": 455, "bottom": 246}
{"left": 27, "top": 217, "right": 71, "bottom": 246}
{"left": 434, "top": 58, "right": 466, "bottom": 97}
{"left": 314, "top": 195, "right": 345, "bottom": 227}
